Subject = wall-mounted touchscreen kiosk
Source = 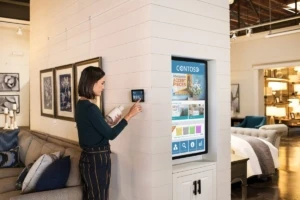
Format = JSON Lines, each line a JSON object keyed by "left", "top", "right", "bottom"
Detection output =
{"left": 171, "top": 56, "right": 208, "bottom": 160}
{"left": 131, "top": 89, "right": 145, "bottom": 102}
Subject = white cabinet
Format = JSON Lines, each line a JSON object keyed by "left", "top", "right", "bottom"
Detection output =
{"left": 173, "top": 161, "right": 216, "bottom": 200}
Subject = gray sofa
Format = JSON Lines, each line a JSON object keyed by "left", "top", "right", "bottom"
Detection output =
{"left": 231, "top": 126, "right": 279, "bottom": 147}
{"left": 231, "top": 124, "right": 288, "bottom": 149}
{"left": 0, "top": 129, "right": 83, "bottom": 200}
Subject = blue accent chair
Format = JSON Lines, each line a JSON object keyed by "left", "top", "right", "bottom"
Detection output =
{"left": 234, "top": 116, "right": 267, "bottom": 129}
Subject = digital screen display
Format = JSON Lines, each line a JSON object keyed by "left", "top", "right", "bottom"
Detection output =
{"left": 131, "top": 89, "right": 145, "bottom": 102}
{"left": 171, "top": 57, "right": 208, "bottom": 159}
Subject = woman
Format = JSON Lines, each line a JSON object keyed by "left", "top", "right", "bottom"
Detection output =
{"left": 75, "top": 66, "right": 142, "bottom": 200}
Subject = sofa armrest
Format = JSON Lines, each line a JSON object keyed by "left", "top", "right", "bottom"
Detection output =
{"left": 9, "top": 186, "right": 82, "bottom": 200}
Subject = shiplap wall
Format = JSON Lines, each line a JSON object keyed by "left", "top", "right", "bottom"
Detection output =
{"left": 0, "top": 22, "right": 29, "bottom": 127}
{"left": 30, "top": 0, "right": 230, "bottom": 199}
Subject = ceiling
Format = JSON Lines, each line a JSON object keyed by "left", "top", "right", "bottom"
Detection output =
{"left": 0, "top": 0, "right": 30, "bottom": 21}
{"left": 230, "top": 0, "right": 300, "bottom": 35}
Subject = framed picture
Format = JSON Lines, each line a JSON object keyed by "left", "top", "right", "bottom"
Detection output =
{"left": 231, "top": 84, "right": 240, "bottom": 113}
{"left": 74, "top": 57, "right": 104, "bottom": 114}
{"left": 275, "top": 97, "right": 280, "bottom": 103}
{"left": 290, "top": 113, "right": 295, "bottom": 119}
{"left": 0, "top": 95, "right": 20, "bottom": 114}
{"left": 40, "top": 69, "right": 55, "bottom": 118}
{"left": 54, "top": 64, "right": 75, "bottom": 121}
{"left": 0, "top": 73, "right": 20, "bottom": 91}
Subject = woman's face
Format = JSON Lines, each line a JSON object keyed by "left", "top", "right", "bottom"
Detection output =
{"left": 93, "top": 76, "right": 106, "bottom": 96}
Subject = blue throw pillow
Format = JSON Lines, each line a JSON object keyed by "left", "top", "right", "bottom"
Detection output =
{"left": 0, "top": 146, "right": 19, "bottom": 168}
{"left": 0, "top": 129, "right": 20, "bottom": 151}
{"left": 35, "top": 156, "right": 71, "bottom": 192}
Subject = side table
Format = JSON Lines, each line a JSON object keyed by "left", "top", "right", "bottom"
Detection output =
{"left": 231, "top": 154, "right": 249, "bottom": 200}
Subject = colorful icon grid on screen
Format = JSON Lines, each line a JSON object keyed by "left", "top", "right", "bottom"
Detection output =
{"left": 172, "top": 139, "right": 205, "bottom": 155}
{"left": 174, "top": 125, "right": 202, "bottom": 136}
{"left": 176, "top": 127, "right": 183, "bottom": 136}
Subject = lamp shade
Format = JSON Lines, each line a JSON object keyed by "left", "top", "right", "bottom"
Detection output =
{"left": 266, "top": 106, "right": 277, "bottom": 116}
{"left": 280, "top": 82, "right": 287, "bottom": 90}
{"left": 294, "top": 84, "right": 300, "bottom": 93}
{"left": 289, "top": 98, "right": 300, "bottom": 107}
{"left": 275, "top": 107, "right": 286, "bottom": 117}
{"left": 293, "top": 105, "right": 300, "bottom": 113}
{"left": 268, "top": 82, "right": 282, "bottom": 91}
{"left": 294, "top": 66, "right": 300, "bottom": 71}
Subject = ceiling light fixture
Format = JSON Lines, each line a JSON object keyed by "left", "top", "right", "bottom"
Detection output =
{"left": 17, "top": 27, "right": 22, "bottom": 35}
{"left": 246, "top": 28, "right": 252, "bottom": 37}
{"left": 230, "top": 15, "right": 300, "bottom": 39}
{"left": 231, "top": 32, "right": 237, "bottom": 39}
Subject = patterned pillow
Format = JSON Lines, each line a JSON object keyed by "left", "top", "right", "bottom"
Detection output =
{"left": 22, "top": 152, "right": 60, "bottom": 194}
{"left": 15, "top": 162, "right": 34, "bottom": 190}
{"left": 0, "top": 129, "right": 20, "bottom": 151}
{"left": 0, "top": 146, "right": 19, "bottom": 168}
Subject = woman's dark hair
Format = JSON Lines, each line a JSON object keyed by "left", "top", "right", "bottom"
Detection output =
{"left": 78, "top": 66, "right": 105, "bottom": 99}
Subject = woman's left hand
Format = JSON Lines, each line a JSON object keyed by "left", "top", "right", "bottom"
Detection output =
{"left": 107, "top": 114, "right": 122, "bottom": 127}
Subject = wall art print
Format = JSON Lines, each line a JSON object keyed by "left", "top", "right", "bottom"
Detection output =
{"left": 231, "top": 84, "right": 240, "bottom": 113}
{"left": 74, "top": 57, "right": 104, "bottom": 115}
{"left": 0, "top": 95, "right": 20, "bottom": 114}
{"left": 0, "top": 73, "right": 20, "bottom": 92}
{"left": 40, "top": 69, "right": 55, "bottom": 118}
{"left": 54, "top": 64, "right": 75, "bottom": 121}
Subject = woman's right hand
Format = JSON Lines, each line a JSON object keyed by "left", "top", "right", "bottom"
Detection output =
{"left": 124, "top": 99, "right": 142, "bottom": 121}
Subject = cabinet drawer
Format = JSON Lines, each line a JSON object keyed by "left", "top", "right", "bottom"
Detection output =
{"left": 231, "top": 162, "right": 247, "bottom": 178}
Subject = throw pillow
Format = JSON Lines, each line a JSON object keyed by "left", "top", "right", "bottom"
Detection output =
{"left": 22, "top": 151, "right": 60, "bottom": 193}
{"left": 35, "top": 156, "right": 71, "bottom": 192}
{"left": 0, "top": 146, "right": 19, "bottom": 168}
{"left": 15, "top": 162, "right": 34, "bottom": 190}
{"left": 0, "top": 129, "right": 20, "bottom": 151}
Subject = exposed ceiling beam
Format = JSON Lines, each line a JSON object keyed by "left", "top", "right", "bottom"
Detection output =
{"left": 246, "top": 0, "right": 261, "bottom": 22}
{"left": 0, "top": 0, "right": 29, "bottom": 7}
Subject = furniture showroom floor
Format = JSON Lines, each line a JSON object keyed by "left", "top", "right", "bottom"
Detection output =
{"left": 231, "top": 133, "right": 300, "bottom": 199}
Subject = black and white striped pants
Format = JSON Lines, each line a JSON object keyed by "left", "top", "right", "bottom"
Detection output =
{"left": 79, "top": 146, "right": 111, "bottom": 200}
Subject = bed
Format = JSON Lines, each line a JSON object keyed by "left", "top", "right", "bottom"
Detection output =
{"left": 231, "top": 127, "right": 280, "bottom": 178}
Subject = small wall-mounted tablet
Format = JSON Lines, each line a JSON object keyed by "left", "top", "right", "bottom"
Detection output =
{"left": 131, "top": 89, "right": 145, "bottom": 102}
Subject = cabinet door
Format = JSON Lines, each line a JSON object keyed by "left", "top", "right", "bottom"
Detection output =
{"left": 175, "top": 170, "right": 213, "bottom": 200}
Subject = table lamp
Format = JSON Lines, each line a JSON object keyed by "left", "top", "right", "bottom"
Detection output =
{"left": 266, "top": 106, "right": 277, "bottom": 124}
{"left": 275, "top": 107, "right": 286, "bottom": 123}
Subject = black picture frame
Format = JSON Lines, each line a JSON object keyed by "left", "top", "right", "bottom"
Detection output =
{"left": 231, "top": 84, "right": 240, "bottom": 113}
{"left": 40, "top": 68, "right": 55, "bottom": 118}
{"left": 0, "top": 95, "right": 20, "bottom": 114}
{"left": 0, "top": 73, "right": 20, "bottom": 92}
{"left": 74, "top": 57, "right": 104, "bottom": 115}
{"left": 54, "top": 64, "right": 75, "bottom": 121}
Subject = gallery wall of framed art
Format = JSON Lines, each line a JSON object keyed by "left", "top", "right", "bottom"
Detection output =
{"left": 0, "top": 73, "right": 21, "bottom": 115}
{"left": 39, "top": 57, "right": 103, "bottom": 121}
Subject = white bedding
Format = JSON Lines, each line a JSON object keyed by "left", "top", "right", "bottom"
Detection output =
{"left": 231, "top": 135, "right": 279, "bottom": 178}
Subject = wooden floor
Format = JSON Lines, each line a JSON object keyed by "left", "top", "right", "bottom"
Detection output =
{"left": 231, "top": 135, "right": 300, "bottom": 200}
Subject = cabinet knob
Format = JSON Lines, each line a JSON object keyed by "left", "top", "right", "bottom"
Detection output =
{"left": 198, "top": 180, "right": 201, "bottom": 194}
{"left": 193, "top": 181, "right": 197, "bottom": 195}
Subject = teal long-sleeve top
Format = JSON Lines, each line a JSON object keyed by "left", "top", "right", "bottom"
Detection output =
{"left": 75, "top": 100, "right": 128, "bottom": 148}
